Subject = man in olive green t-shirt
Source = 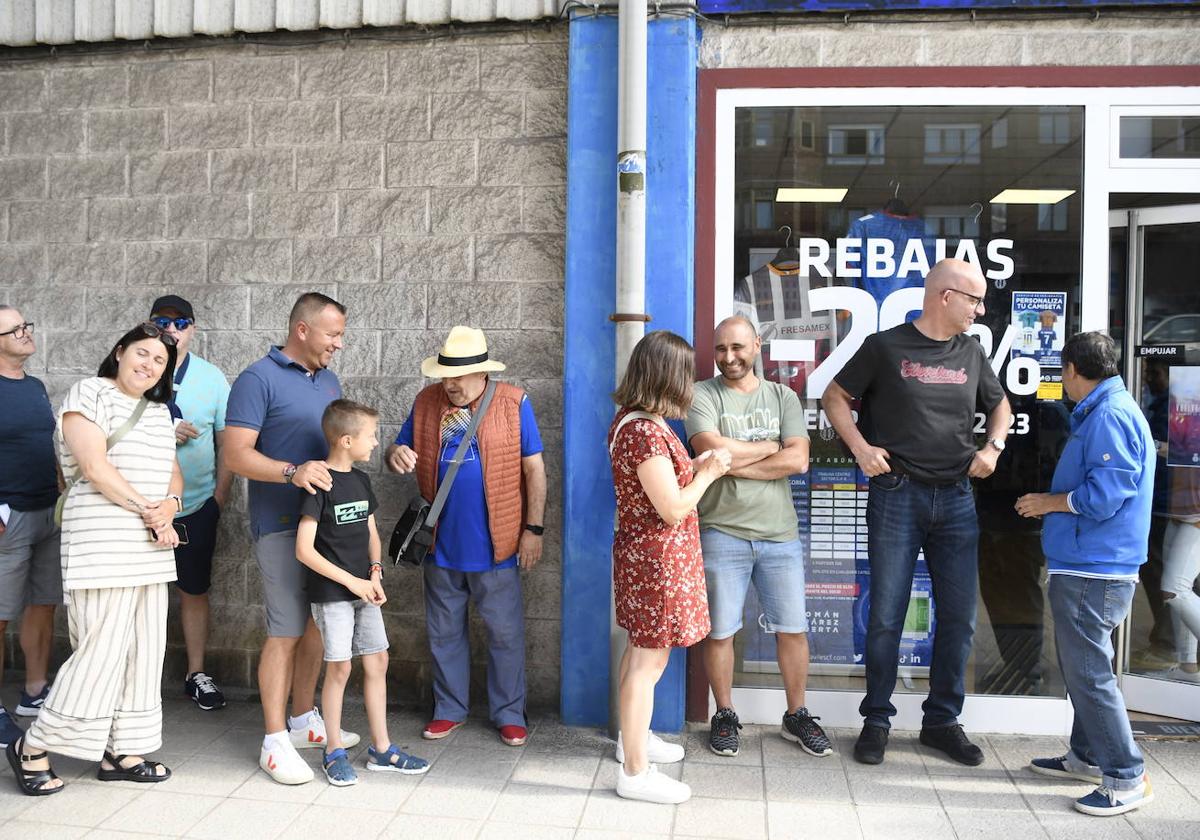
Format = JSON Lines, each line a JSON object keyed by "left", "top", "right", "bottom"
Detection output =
{"left": 686, "top": 315, "right": 831, "bottom": 760}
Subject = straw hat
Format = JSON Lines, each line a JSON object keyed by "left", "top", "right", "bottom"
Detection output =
{"left": 421, "top": 326, "right": 507, "bottom": 378}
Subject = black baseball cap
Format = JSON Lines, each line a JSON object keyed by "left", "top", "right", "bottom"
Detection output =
{"left": 149, "top": 295, "right": 194, "bottom": 321}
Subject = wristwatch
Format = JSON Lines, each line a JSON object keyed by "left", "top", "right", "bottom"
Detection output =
{"left": 168, "top": 494, "right": 183, "bottom": 512}
{"left": 987, "top": 438, "right": 1006, "bottom": 453}
{"left": 282, "top": 463, "right": 298, "bottom": 484}
{"left": 524, "top": 524, "right": 545, "bottom": 536}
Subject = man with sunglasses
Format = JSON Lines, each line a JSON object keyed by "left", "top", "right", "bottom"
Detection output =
{"left": 148, "top": 295, "right": 232, "bottom": 712}
{"left": 823, "top": 258, "right": 1011, "bottom": 767}
{"left": 0, "top": 306, "right": 60, "bottom": 748}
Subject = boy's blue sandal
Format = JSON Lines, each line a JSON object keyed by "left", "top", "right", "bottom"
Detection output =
{"left": 366, "top": 744, "right": 430, "bottom": 775}
{"left": 322, "top": 748, "right": 359, "bottom": 786}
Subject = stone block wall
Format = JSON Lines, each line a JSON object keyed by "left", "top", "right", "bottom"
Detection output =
{"left": 698, "top": 10, "right": 1200, "bottom": 68}
{"left": 0, "top": 25, "right": 567, "bottom": 711}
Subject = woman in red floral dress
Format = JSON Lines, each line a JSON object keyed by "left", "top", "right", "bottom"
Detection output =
{"left": 608, "top": 330, "right": 730, "bottom": 804}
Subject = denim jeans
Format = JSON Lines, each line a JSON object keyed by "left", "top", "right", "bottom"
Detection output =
{"left": 860, "top": 473, "right": 979, "bottom": 730}
{"left": 1049, "top": 573, "right": 1145, "bottom": 790}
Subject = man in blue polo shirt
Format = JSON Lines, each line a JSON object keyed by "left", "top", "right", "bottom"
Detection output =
{"left": 148, "top": 295, "right": 233, "bottom": 713}
{"left": 224, "top": 292, "right": 358, "bottom": 785}
{"left": 0, "top": 305, "right": 60, "bottom": 748}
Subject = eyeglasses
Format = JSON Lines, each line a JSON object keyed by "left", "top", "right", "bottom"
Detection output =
{"left": 150, "top": 316, "right": 194, "bottom": 332}
{"left": 946, "top": 288, "right": 986, "bottom": 310}
{"left": 137, "top": 322, "right": 178, "bottom": 347}
{"left": 0, "top": 321, "right": 34, "bottom": 339}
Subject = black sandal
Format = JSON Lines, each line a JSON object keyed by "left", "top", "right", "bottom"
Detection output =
{"left": 5, "top": 737, "right": 64, "bottom": 796}
{"left": 97, "top": 751, "right": 172, "bottom": 783}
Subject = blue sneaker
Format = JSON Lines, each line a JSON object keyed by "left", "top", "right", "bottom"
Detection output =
{"left": 365, "top": 744, "right": 430, "bottom": 775}
{"left": 321, "top": 747, "right": 358, "bottom": 787}
{"left": 16, "top": 684, "right": 49, "bottom": 717}
{"left": 1029, "top": 755, "right": 1102, "bottom": 784}
{"left": 0, "top": 708, "right": 24, "bottom": 748}
{"left": 1074, "top": 779, "right": 1154, "bottom": 816}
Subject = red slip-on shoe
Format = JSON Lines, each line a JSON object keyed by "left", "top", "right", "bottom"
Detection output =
{"left": 499, "top": 725, "right": 527, "bottom": 747}
{"left": 422, "top": 719, "right": 464, "bottom": 740}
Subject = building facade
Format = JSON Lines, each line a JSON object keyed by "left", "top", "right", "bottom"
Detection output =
{"left": 2, "top": 1, "right": 1199, "bottom": 729}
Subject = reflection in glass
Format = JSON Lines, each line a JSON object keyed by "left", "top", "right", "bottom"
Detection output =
{"left": 1120, "top": 116, "right": 1200, "bottom": 160}
{"left": 729, "top": 104, "right": 1084, "bottom": 699}
{"left": 1130, "top": 217, "right": 1200, "bottom": 686}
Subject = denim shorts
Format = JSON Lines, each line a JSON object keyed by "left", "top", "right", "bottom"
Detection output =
{"left": 700, "top": 528, "right": 808, "bottom": 639}
{"left": 310, "top": 599, "right": 389, "bottom": 662}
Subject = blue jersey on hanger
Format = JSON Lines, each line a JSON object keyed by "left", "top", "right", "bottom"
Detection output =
{"left": 845, "top": 210, "right": 932, "bottom": 310}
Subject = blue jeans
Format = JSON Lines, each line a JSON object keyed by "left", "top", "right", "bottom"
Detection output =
{"left": 700, "top": 529, "right": 808, "bottom": 640}
{"left": 860, "top": 474, "right": 979, "bottom": 730}
{"left": 1049, "top": 574, "right": 1144, "bottom": 790}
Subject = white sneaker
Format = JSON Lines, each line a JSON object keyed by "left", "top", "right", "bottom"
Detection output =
{"left": 260, "top": 738, "right": 314, "bottom": 785}
{"left": 615, "top": 731, "right": 685, "bottom": 764}
{"left": 288, "top": 707, "right": 361, "bottom": 750}
{"left": 616, "top": 764, "right": 691, "bottom": 804}
{"left": 1155, "top": 665, "right": 1200, "bottom": 683}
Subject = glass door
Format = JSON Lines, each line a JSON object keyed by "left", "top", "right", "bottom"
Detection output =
{"left": 1111, "top": 202, "right": 1200, "bottom": 722}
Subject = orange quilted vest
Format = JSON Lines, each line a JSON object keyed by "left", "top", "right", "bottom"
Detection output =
{"left": 413, "top": 379, "right": 526, "bottom": 562}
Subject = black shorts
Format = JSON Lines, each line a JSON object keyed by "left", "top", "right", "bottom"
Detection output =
{"left": 174, "top": 496, "right": 220, "bottom": 596}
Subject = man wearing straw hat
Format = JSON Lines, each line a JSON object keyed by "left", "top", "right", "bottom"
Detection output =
{"left": 387, "top": 326, "right": 546, "bottom": 747}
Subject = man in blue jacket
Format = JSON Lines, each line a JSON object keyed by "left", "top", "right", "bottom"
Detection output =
{"left": 1016, "top": 331, "right": 1155, "bottom": 817}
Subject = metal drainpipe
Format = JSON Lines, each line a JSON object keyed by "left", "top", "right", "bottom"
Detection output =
{"left": 609, "top": 0, "right": 648, "bottom": 739}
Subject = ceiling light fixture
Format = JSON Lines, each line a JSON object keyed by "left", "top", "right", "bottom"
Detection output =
{"left": 990, "top": 189, "right": 1076, "bottom": 205}
{"left": 775, "top": 188, "right": 849, "bottom": 203}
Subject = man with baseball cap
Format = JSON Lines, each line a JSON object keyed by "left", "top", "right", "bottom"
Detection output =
{"left": 386, "top": 326, "right": 546, "bottom": 747}
{"left": 148, "top": 295, "right": 232, "bottom": 711}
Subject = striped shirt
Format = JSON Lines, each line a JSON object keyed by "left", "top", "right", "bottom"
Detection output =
{"left": 57, "top": 377, "right": 178, "bottom": 591}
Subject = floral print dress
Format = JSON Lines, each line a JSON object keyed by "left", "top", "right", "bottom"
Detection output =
{"left": 608, "top": 408, "right": 710, "bottom": 649}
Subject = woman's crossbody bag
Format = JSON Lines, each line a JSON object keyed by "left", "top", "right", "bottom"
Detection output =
{"left": 54, "top": 396, "right": 149, "bottom": 527}
{"left": 389, "top": 381, "right": 497, "bottom": 566}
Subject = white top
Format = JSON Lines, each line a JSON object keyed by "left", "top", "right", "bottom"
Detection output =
{"left": 57, "top": 377, "right": 178, "bottom": 591}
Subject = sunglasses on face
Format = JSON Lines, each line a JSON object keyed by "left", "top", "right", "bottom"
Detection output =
{"left": 137, "top": 322, "right": 178, "bottom": 346}
{"left": 150, "top": 316, "right": 194, "bottom": 332}
{"left": 0, "top": 321, "right": 34, "bottom": 339}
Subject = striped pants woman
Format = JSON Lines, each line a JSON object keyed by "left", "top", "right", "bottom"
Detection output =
{"left": 27, "top": 584, "right": 168, "bottom": 761}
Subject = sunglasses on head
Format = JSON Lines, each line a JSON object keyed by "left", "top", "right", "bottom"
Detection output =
{"left": 137, "top": 322, "right": 178, "bottom": 346}
{"left": 150, "top": 316, "right": 194, "bottom": 332}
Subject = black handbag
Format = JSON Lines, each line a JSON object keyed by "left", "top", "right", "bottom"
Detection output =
{"left": 389, "top": 380, "right": 496, "bottom": 566}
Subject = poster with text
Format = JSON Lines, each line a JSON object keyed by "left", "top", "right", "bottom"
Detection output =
{"left": 1168, "top": 365, "right": 1200, "bottom": 468}
{"left": 1011, "top": 291, "right": 1067, "bottom": 368}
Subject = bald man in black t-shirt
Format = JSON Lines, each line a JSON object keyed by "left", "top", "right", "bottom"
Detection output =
{"left": 824, "top": 259, "right": 1011, "bottom": 768}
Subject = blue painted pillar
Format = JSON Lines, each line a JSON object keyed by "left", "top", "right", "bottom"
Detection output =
{"left": 561, "top": 12, "right": 699, "bottom": 731}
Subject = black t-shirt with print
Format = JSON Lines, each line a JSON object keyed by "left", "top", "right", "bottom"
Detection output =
{"left": 834, "top": 322, "right": 1006, "bottom": 483}
{"left": 299, "top": 468, "right": 378, "bottom": 603}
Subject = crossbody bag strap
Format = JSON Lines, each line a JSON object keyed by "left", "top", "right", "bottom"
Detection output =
{"left": 424, "top": 380, "right": 497, "bottom": 528}
{"left": 608, "top": 410, "right": 664, "bottom": 457}
{"left": 63, "top": 396, "right": 151, "bottom": 490}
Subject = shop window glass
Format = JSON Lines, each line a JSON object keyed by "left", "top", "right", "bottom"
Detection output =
{"left": 728, "top": 104, "right": 1084, "bottom": 699}
{"left": 1119, "top": 116, "right": 1200, "bottom": 160}
{"left": 1038, "top": 108, "right": 1071, "bottom": 145}
{"left": 925, "top": 124, "right": 981, "bottom": 165}
{"left": 828, "top": 124, "right": 886, "bottom": 165}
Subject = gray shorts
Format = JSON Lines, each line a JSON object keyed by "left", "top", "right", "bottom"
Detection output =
{"left": 310, "top": 599, "right": 389, "bottom": 662}
{"left": 0, "top": 506, "right": 62, "bottom": 621}
{"left": 254, "top": 530, "right": 310, "bottom": 638}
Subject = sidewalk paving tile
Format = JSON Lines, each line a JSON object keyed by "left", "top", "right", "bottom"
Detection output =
{"left": 856, "top": 804, "right": 956, "bottom": 840}
{"left": 681, "top": 762, "right": 764, "bottom": 800}
{"left": 0, "top": 698, "right": 1196, "bottom": 840}
{"left": 673, "top": 796, "right": 768, "bottom": 840}
{"left": 488, "top": 782, "right": 589, "bottom": 827}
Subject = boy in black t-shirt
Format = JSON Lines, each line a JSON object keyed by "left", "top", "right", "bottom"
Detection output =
{"left": 296, "top": 399, "right": 429, "bottom": 786}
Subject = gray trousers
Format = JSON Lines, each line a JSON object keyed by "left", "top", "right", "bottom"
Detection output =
{"left": 423, "top": 563, "right": 526, "bottom": 728}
